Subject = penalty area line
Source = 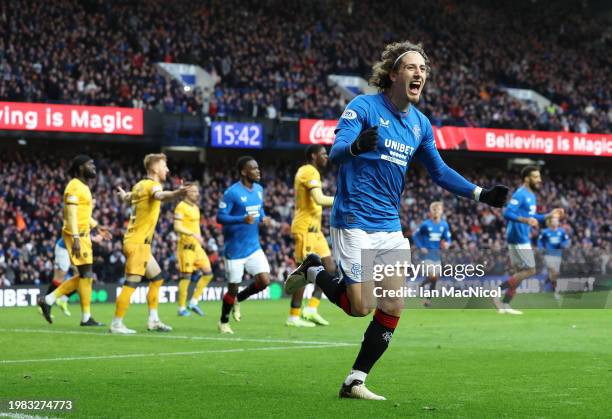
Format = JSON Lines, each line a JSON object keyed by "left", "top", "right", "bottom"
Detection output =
{"left": 0, "top": 328, "right": 353, "bottom": 346}
{"left": 0, "top": 343, "right": 356, "bottom": 364}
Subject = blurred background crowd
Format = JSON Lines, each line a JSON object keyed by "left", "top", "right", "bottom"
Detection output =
{"left": 1, "top": 0, "right": 610, "bottom": 132}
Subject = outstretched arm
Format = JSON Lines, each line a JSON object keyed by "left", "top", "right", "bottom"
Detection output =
{"left": 153, "top": 185, "right": 193, "bottom": 203}
{"left": 416, "top": 122, "right": 508, "bottom": 207}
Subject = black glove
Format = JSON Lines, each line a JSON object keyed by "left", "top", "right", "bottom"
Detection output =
{"left": 479, "top": 185, "right": 510, "bottom": 208}
{"left": 350, "top": 126, "right": 379, "bottom": 155}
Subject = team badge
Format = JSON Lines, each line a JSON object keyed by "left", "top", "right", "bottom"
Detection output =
{"left": 341, "top": 109, "right": 357, "bottom": 120}
{"left": 412, "top": 124, "right": 421, "bottom": 138}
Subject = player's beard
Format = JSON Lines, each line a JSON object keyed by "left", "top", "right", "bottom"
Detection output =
{"left": 529, "top": 180, "right": 540, "bottom": 191}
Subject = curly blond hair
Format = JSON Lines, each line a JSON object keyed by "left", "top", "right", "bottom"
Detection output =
{"left": 368, "top": 41, "right": 431, "bottom": 92}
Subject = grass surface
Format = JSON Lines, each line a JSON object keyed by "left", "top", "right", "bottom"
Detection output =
{"left": 0, "top": 299, "right": 610, "bottom": 418}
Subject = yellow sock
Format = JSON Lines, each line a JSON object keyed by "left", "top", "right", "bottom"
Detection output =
{"left": 147, "top": 279, "right": 163, "bottom": 310}
{"left": 289, "top": 307, "right": 301, "bottom": 317}
{"left": 114, "top": 286, "right": 136, "bottom": 318}
{"left": 53, "top": 275, "right": 80, "bottom": 298}
{"left": 178, "top": 279, "right": 190, "bottom": 309}
{"left": 78, "top": 277, "right": 93, "bottom": 315}
{"left": 307, "top": 297, "right": 320, "bottom": 309}
{"left": 192, "top": 274, "right": 213, "bottom": 301}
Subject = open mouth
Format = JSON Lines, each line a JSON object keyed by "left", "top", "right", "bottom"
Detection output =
{"left": 408, "top": 80, "right": 421, "bottom": 95}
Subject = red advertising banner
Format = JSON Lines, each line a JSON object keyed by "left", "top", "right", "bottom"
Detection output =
{"left": 0, "top": 102, "right": 143, "bottom": 135}
{"left": 299, "top": 118, "right": 611, "bottom": 157}
{"left": 299, "top": 119, "right": 337, "bottom": 145}
{"left": 436, "top": 126, "right": 612, "bottom": 157}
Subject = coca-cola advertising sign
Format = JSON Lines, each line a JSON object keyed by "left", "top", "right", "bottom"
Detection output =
{"left": 299, "top": 119, "right": 337, "bottom": 145}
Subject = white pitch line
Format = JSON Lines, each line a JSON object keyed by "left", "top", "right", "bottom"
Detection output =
{"left": 0, "top": 343, "right": 355, "bottom": 365}
{"left": 0, "top": 413, "right": 59, "bottom": 419}
{"left": 0, "top": 328, "right": 353, "bottom": 346}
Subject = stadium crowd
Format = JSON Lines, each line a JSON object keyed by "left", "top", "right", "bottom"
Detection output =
{"left": 0, "top": 150, "right": 609, "bottom": 286}
{"left": 0, "top": 0, "right": 609, "bottom": 133}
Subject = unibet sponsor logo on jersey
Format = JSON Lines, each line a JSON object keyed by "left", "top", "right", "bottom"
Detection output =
{"left": 428, "top": 232, "right": 442, "bottom": 241}
{"left": 381, "top": 138, "right": 415, "bottom": 166}
{"left": 246, "top": 204, "right": 261, "bottom": 218}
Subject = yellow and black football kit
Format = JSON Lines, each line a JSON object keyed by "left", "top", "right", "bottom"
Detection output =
{"left": 291, "top": 164, "right": 331, "bottom": 262}
{"left": 174, "top": 201, "right": 211, "bottom": 274}
{"left": 62, "top": 178, "right": 94, "bottom": 266}
{"left": 123, "top": 178, "right": 162, "bottom": 276}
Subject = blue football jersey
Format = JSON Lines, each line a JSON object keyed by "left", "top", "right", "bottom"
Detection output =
{"left": 538, "top": 227, "right": 570, "bottom": 256}
{"left": 503, "top": 186, "right": 545, "bottom": 244}
{"left": 56, "top": 237, "right": 66, "bottom": 249}
{"left": 413, "top": 218, "right": 451, "bottom": 260}
{"left": 217, "top": 181, "right": 265, "bottom": 259}
{"left": 330, "top": 93, "right": 476, "bottom": 232}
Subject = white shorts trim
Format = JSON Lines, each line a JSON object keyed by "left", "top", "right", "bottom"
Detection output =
{"left": 224, "top": 249, "right": 270, "bottom": 284}
{"left": 508, "top": 243, "right": 536, "bottom": 270}
{"left": 54, "top": 243, "right": 71, "bottom": 272}
{"left": 330, "top": 227, "right": 411, "bottom": 284}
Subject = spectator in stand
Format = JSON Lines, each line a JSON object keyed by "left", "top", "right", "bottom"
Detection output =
{"left": 0, "top": 0, "right": 608, "bottom": 132}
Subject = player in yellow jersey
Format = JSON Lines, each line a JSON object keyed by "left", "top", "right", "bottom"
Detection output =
{"left": 174, "top": 184, "right": 213, "bottom": 317}
{"left": 110, "top": 153, "right": 193, "bottom": 334}
{"left": 37, "top": 155, "right": 111, "bottom": 326}
{"left": 287, "top": 145, "right": 336, "bottom": 327}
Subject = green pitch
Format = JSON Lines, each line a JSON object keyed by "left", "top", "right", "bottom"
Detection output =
{"left": 0, "top": 300, "right": 610, "bottom": 418}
